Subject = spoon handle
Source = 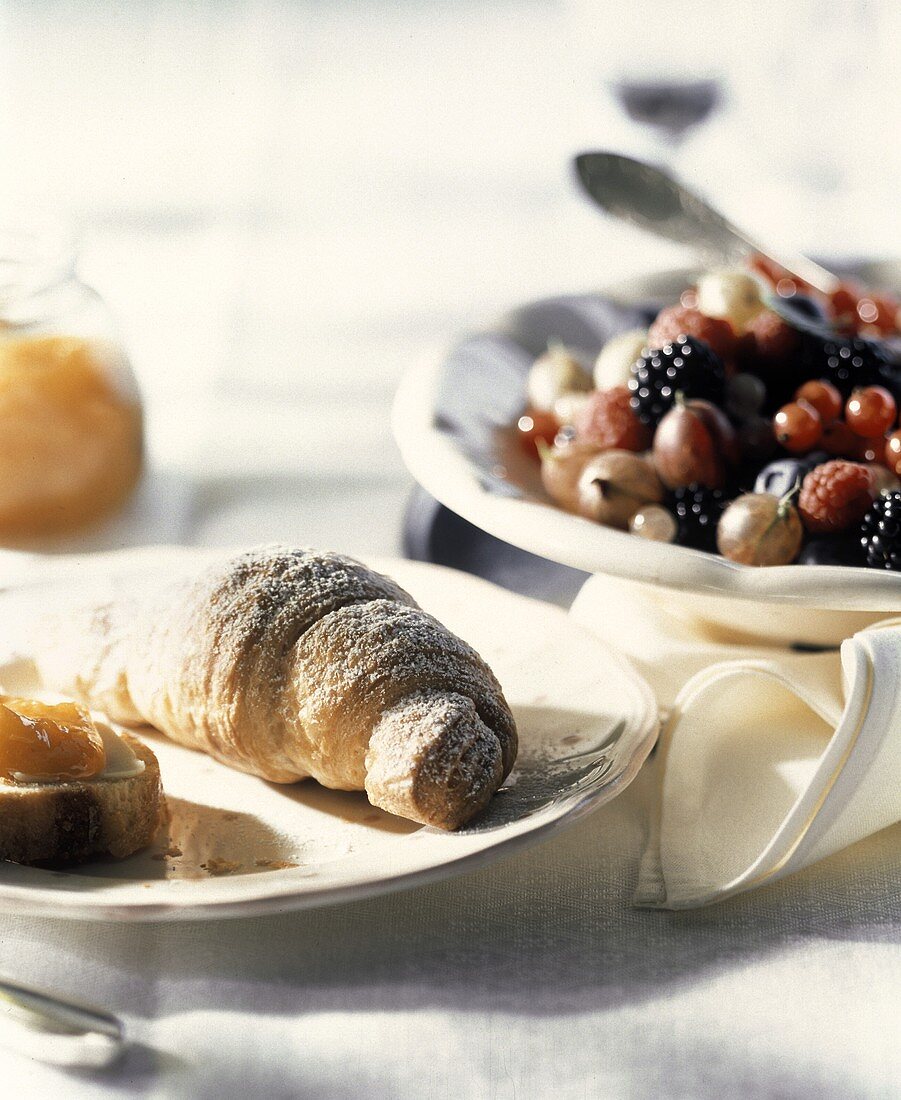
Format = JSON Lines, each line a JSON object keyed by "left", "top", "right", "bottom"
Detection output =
{"left": 574, "top": 152, "right": 839, "bottom": 296}
{"left": 0, "top": 977, "right": 124, "bottom": 1068}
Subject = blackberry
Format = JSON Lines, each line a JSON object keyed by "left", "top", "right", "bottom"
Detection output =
{"left": 797, "top": 330, "right": 898, "bottom": 400}
{"left": 628, "top": 336, "right": 726, "bottom": 427}
{"left": 671, "top": 483, "right": 729, "bottom": 553}
{"left": 859, "top": 491, "right": 901, "bottom": 571}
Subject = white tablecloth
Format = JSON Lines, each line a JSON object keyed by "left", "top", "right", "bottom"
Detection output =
{"left": 7, "top": 766, "right": 901, "bottom": 1098}
{"left": 1, "top": 2, "right": 899, "bottom": 1096}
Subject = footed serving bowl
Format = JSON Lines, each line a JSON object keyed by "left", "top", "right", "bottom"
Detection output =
{"left": 393, "top": 264, "right": 901, "bottom": 646}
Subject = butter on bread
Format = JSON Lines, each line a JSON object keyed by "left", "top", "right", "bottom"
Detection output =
{"left": 0, "top": 731, "right": 162, "bottom": 866}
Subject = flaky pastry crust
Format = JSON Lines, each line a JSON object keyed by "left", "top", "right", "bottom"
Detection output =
{"left": 34, "top": 547, "right": 517, "bottom": 829}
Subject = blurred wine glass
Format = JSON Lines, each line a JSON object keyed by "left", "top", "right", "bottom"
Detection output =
{"left": 563, "top": 0, "right": 726, "bottom": 166}
{"left": 609, "top": 77, "right": 723, "bottom": 148}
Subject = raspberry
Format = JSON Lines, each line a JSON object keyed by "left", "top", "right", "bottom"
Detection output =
{"left": 798, "top": 460, "right": 875, "bottom": 534}
{"left": 574, "top": 386, "right": 651, "bottom": 452}
{"left": 629, "top": 336, "right": 726, "bottom": 427}
{"left": 860, "top": 491, "right": 901, "bottom": 570}
{"left": 647, "top": 305, "right": 737, "bottom": 363}
{"left": 746, "top": 308, "right": 799, "bottom": 365}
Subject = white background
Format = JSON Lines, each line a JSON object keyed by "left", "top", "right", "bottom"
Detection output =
{"left": 1, "top": 0, "right": 897, "bottom": 558}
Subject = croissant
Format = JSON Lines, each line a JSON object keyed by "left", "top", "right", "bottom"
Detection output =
{"left": 30, "top": 546, "right": 518, "bottom": 829}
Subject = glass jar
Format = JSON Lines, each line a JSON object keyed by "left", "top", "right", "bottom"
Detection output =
{"left": 0, "top": 223, "right": 144, "bottom": 543}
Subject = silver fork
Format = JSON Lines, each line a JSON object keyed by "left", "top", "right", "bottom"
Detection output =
{"left": 0, "top": 978, "right": 124, "bottom": 1068}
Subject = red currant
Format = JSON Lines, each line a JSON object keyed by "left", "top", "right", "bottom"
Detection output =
{"left": 775, "top": 277, "right": 801, "bottom": 299}
{"left": 829, "top": 282, "right": 863, "bottom": 331}
{"left": 885, "top": 431, "right": 901, "bottom": 476}
{"left": 795, "top": 379, "right": 842, "bottom": 425}
{"left": 517, "top": 409, "right": 559, "bottom": 458}
{"left": 851, "top": 436, "right": 885, "bottom": 465}
{"left": 773, "top": 400, "right": 822, "bottom": 454}
{"left": 856, "top": 293, "right": 900, "bottom": 336}
{"left": 845, "top": 386, "right": 897, "bottom": 438}
{"left": 748, "top": 255, "right": 813, "bottom": 295}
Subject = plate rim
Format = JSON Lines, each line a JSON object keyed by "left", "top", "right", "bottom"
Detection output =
{"left": 0, "top": 745, "right": 655, "bottom": 922}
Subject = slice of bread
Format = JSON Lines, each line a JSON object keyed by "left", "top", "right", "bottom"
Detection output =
{"left": 0, "top": 733, "right": 162, "bottom": 866}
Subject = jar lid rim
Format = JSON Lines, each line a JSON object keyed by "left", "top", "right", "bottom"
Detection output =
{"left": 0, "top": 220, "right": 78, "bottom": 305}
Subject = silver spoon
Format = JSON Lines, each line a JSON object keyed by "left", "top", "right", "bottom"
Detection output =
{"left": 574, "top": 151, "right": 839, "bottom": 295}
{"left": 0, "top": 977, "right": 124, "bottom": 1068}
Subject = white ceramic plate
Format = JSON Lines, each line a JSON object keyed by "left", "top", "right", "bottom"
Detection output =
{"left": 0, "top": 550, "right": 657, "bottom": 921}
{"left": 392, "top": 264, "right": 901, "bottom": 614}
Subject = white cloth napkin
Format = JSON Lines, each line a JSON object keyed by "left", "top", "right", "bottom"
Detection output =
{"left": 571, "top": 574, "right": 901, "bottom": 909}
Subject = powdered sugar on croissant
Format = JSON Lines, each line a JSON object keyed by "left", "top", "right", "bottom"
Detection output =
{"left": 34, "top": 547, "right": 517, "bottom": 829}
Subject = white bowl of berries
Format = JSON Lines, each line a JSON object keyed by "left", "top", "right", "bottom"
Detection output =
{"left": 393, "top": 259, "right": 901, "bottom": 644}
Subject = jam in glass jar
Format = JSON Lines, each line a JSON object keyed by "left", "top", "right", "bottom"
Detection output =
{"left": 0, "top": 223, "right": 143, "bottom": 542}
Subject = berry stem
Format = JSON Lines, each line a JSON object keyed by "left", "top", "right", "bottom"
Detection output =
{"left": 535, "top": 439, "right": 554, "bottom": 464}
{"left": 761, "top": 487, "right": 799, "bottom": 546}
{"left": 590, "top": 477, "right": 646, "bottom": 503}
{"left": 776, "top": 481, "right": 801, "bottom": 520}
